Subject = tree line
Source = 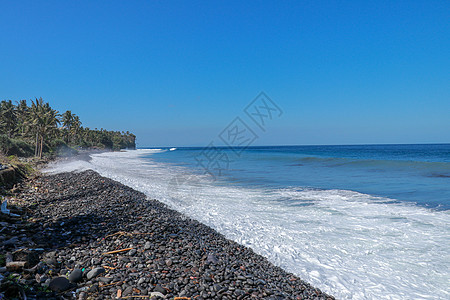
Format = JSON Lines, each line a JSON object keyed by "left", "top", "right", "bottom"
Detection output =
{"left": 0, "top": 98, "right": 136, "bottom": 158}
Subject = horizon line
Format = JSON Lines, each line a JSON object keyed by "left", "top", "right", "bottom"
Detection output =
{"left": 136, "top": 142, "right": 450, "bottom": 149}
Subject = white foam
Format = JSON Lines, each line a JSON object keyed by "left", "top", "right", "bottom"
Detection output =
{"left": 44, "top": 159, "right": 93, "bottom": 174}
{"left": 44, "top": 151, "right": 450, "bottom": 300}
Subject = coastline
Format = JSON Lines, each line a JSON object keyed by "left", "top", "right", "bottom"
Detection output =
{"left": 1, "top": 169, "right": 334, "bottom": 299}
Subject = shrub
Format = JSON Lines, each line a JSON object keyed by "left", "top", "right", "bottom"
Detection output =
{"left": 0, "top": 135, "right": 34, "bottom": 157}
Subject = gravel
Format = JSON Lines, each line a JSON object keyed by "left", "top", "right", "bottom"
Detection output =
{"left": 0, "top": 170, "right": 334, "bottom": 299}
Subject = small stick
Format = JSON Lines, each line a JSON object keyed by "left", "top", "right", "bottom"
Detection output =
{"left": 99, "top": 280, "right": 123, "bottom": 288}
{"left": 102, "top": 247, "right": 133, "bottom": 255}
{"left": 105, "top": 231, "right": 127, "bottom": 239}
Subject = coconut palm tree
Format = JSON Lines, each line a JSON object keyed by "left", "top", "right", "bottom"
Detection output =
{"left": 61, "top": 110, "right": 73, "bottom": 144}
{"left": 29, "top": 98, "right": 60, "bottom": 158}
{"left": 71, "top": 115, "right": 82, "bottom": 145}
{"left": 15, "top": 100, "right": 29, "bottom": 137}
{"left": 0, "top": 100, "right": 17, "bottom": 138}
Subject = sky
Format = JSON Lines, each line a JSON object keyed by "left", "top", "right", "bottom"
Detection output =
{"left": 1, "top": 0, "right": 449, "bottom": 147}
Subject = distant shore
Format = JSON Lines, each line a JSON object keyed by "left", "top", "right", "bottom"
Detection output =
{"left": 1, "top": 169, "right": 334, "bottom": 299}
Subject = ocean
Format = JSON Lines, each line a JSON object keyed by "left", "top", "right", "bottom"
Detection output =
{"left": 46, "top": 144, "right": 450, "bottom": 299}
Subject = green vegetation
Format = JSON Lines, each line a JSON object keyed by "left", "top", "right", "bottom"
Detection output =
{"left": 0, "top": 98, "right": 136, "bottom": 158}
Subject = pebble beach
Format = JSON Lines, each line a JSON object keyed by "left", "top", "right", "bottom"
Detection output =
{"left": 1, "top": 169, "right": 334, "bottom": 299}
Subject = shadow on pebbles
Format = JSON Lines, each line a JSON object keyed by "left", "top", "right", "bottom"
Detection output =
{"left": 0, "top": 170, "right": 334, "bottom": 300}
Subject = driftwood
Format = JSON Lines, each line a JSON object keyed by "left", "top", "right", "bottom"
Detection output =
{"left": 6, "top": 261, "right": 27, "bottom": 271}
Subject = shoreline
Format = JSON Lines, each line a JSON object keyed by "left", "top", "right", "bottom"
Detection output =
{"left": 1, "top": 169, "right": 334, "bottom": 299}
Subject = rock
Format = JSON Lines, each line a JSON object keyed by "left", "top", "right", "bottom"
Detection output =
{"left": 128, "top": 248, "right": 137, "bottom": 256}
{"left": 150, "top": 291, "right": 166, "bottom": 298}
{"left": 69, "top": 268, "right": 83, "bottom": 283}
{"left": 86, "top": 267, "right": 105, "bottom": 280}
{"left": 154, "top": 284, "right": 167, "bottom": 295}
{"left": 204, "top": 272, "right": 213, "bottom": 282}
{"left": 48, "top": 277, "right": 72, "bottom": 292}
{"left": 144, "top": 241, "right": 151, "bottom": 250}
{"left": 78, "top": 291, "right": 87, "bottom": 300}
{"left": 122, "top": 286, "right": 133, "bottom": 297}
{"left": 43, "top": 257, "right": 59, "bottom": 267}
{"left": 206, "top": 253, "right": 219, "bottom": 264}
{"left": 88, "top": 284, "right": 98, "bottom": 293}
{"left": 98, "top": 277, "right": 113, "bottom": 283}
{"left": 3, "top": 236, "right": 19, "bottom": 245}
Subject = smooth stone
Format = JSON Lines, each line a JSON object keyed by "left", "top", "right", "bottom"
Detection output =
{"left": 98, "top": 277, "right": 113, "bottom": 283}
{"left": 122, "top": 286, "right": 133, "bottom": 297}
{"left": 3, "top": 236, "right": 19, "bottom": 245}
{"left": 256, "top": 279, "right": 266, "bottom": 285}
{"left": 69, "top": 268, "right": 83, "bottom": 283}
{"left": 204, "top": 273, "right": 213, "bottom": 282}
{"left": 88, "top": 284, "right": 98, "bottom": 293}
{"left": 86, "top": 267, "right": 105, "bottom": 280}
{"left": 128, "top": 249, "right": 137, "bottom": 256}
{"left": 144, "top": 241, "right": 151, "bottom": 250}
{"left": 48, "top": 277, "right": 72, "bottom": 292}
{"left": 154, "top": 284, "right": 167, "bottom": 295}
{"left": 206, "top": 253, "right": 219, "bottom": 264}
{"left": 150, "top": 292, "right": 165, "bottom": 298}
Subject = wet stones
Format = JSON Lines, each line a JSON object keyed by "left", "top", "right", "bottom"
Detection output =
{"left": 48, "top": 277, "right": 72, "bottom": 292}
{"left": 69, "top": 268, "right": 83, "bottom": 283}
{"left": 86, "top": 267, "right": 105, "bottom": 280}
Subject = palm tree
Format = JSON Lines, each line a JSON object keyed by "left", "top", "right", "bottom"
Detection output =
{"left": 29, "top": 98, "right": 60, "bottom": 158}
{"left": 61, "top": 110, "right": 73, "bottom": 144}
{"left": 71, "top": 115, "right": 82, "bottom": 145}
{"left": 0, "top": 100, "right": 17, "bottom": 138}
{"left": 15, "top": 100, "right": 29, "bottom": 137}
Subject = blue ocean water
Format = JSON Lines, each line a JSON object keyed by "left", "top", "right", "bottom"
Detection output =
{"left": 45, "top": 144, "right": 450, "bottom": 299}
{"left": 149, "top": 144, "right": 450, "bottom": 210}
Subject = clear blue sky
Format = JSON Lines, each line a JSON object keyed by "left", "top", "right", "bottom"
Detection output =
{"left": 1, "top": 0, "right": 449, "bottom": 147}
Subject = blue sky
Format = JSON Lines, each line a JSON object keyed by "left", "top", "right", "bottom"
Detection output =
{"left": 1, "top": 0, "right": 449, "bottom": 147}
